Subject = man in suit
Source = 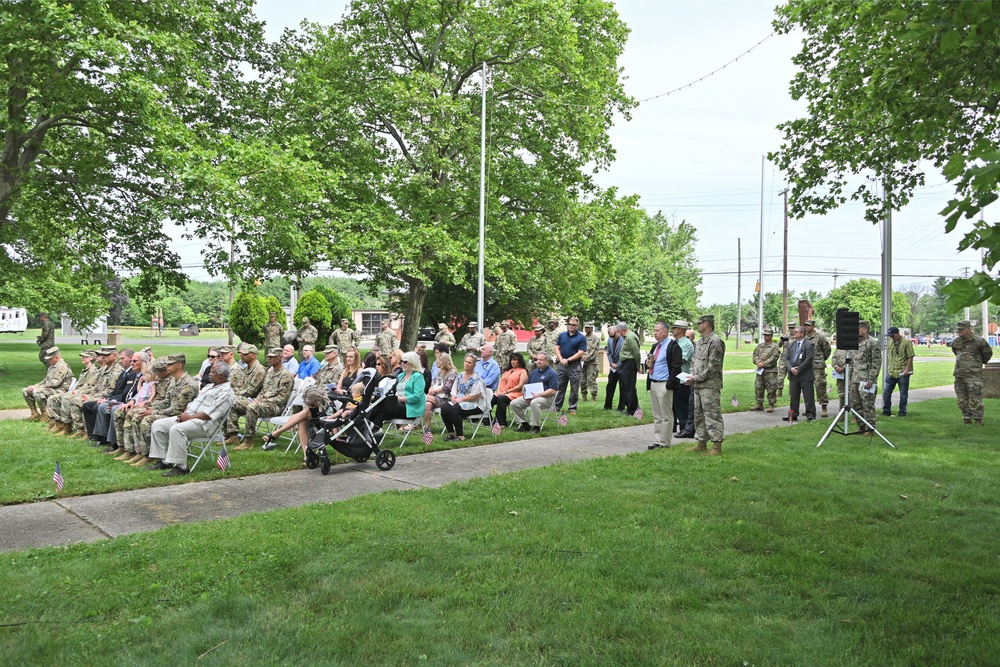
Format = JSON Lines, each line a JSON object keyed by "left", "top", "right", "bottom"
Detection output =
{"left": 603, "top": 324, "right": 623, "bottom": 410}
{"left": 783, "top": 325, "right": 816, "bottom": 422}
{"left": 646, "top": 321, "right": 684, "bottom": 450}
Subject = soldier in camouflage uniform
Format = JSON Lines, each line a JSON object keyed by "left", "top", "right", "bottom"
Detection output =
{"left": 495, "top": 321, "right": 518, "bottom": 371}
{"left": 525, "top": 324, "right": 548, "bottom": 372}
{"left": 135, "top": 354, "right": 200, "bottom": 468}
{"left": 317, "top": 345, "right": 344, "bottom": 387}
{"left": 49, "top": 350, "right": 100, "bottom": 431}
{"left": 296, "top": 317, "right": 318, "bottom": 349}
{"left": 750, "top": 329, "right": 780, "bottom": 412}
{"left": 435, "top": 323, "right": 456, "bottom": 348}
{"left": 231, "top": 348, "right": 295, "bottom": 450}
{"left": 847, "top": 320, "right": 880, "bottom": 433}
{"left": 830, "top": 347, "right": 848, "bottom": 412}
{"left": 120, "top": 358, "right": 173, "bottom": 463}
{"left": 375, "top": 319, "right": 398, "bottom": 357}
{"left": 581, "top": 322, "right": 602, "bottom": 401}
{"left": 804, "top": 319, "right": 833, "bottom": 416}
{"left": 686, "top": 314, "right": 726, "bottom": 456}
{"left": 24, "top": 347, "right": 74, "bottom": 421}
{"left": 457, "top": 321, "right": 485, "bottom": 358}
{"left": 36, "top": 312, "right": 55, "bottom": 366}
{"left": 67, "top": 346, "right": 124, "bottom": 439}
{"left": 263, "top": 311, "right": 285, "bottom": 351}
{"left": 544, "top": 317, "right": 562, "bottom": 359}
{"left": 60, "top": 347, "right": 120, "bottom": 437}
{"left": 223, "top": 345, "right": 267, "bottom": 445}
{"left": 331, "top": 318, "right": 360, "bottom": 353}
{"left": 951, "top": 320, "right": 994, "bottom": 425}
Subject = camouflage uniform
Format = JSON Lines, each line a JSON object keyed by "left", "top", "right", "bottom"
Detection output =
{"left": 52, "top": 365, "right": 101, "bottom": 424}
{"left": 374, "top": 328, "right": 397, "bottom": 356}
{"left": 227, "top": 365, "right": 294, "bottom": 446}
{"left": 435, "top": 327, "right": 456, "bottom": 348}
{"left": 848, "top": 334, "right": 880, "bottom": 430}
{"left": 458, "top": 331, "right": 485, "bottom": 358}
{"left": 121, "top": 376, "right": 171, "bottom": 455}
{"left": 776, "top": 337, "right": 788, "bottom": 397}
{"left": 806, "top": 328, "right": 832, "bottom": 412}
{"left": 830, "top": 349, "right": 848, "bottom": 409}
{"left": 495, "top": 328, "right": 518, "bottom": 371}
{"left": 224, "top": 360, "right": 267, "bottom": 438}
{"left": 317, "top": 360, "right": 343, "bottom": 387}
{"left": 544, "top": 325, "right": 562, "bottom": 360}
{"left": 692, "top": 330, "right": 726, "bottom": 444}
{"left": 751, "top": 339, "right": 780, "bottom": 409}
{"left": 297, "top": 322, "right": 318, "bottom": 348}
{"left": 36, "top": 318, "right": 55, "bottom": 365}
{"left": 263, "top": 319, "right": 285, "bottom": 351}
{"left": 582, "top": 329, "right": 602, "bottom": 401}
{"left": 67, "top": 363, "right": 123, "bottom": 430}
{"left": 331, "top": 327, "right": 359, "bottom": 354}
{"left": 952, "top": 331, "right": 994, "bottom": 421}
{"left": 132, "top": 374, "right": 199, "bottom": 456}
{"left": 525, "top": 332, "right": 548, "bottom": 372}
{"left": 23, "top": 358, "right": 73, "bottom": 415}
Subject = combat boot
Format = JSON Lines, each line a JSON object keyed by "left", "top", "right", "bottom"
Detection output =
{"left": 703, "top": 442, "right": 723, "bottom": 456}
{"left": 28, "top": 407, "right": 41, "bottom": 421}
{"left": 47, "top": 418, "right": 60, "bottom": 431}
{"left": 750, "top": 404, "right": 763, "bottom": 411}
{"left": 61, "top": 422, "right": 73, "bottom": 436}
{"left": 975, "top": 419, "right": 984, "bottom": 426}
{"left": 689, "top": 441, "right": 708, "bottom": 452}
{"left": 821, "top": 405, "right": 829, "bottom": 418}
{"left": 223, "top": 435, "right": 240, "bottom": 447}
{"left": 964, "top": 419, "right": 972, "bottom": 425}
{"left": 766, "top": 405, "right": 774, "bottom": 413}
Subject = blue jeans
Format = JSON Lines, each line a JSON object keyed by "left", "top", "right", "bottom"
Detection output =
{"left": 882, "top": 374, "right": 910, "bottom": 415}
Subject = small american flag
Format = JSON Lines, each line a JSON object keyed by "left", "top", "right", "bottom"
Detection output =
{"left": 634, "top": 408, "right": 644, "bottom": 420}
{"left": 558, "top": 413, "right": 569, "bottom": 427}
{"left": 422, "top": 430, "right": 434, "bottom": 446}
{"left": 53, "top": 461, "right": 64, "bottom": 491}
{"left": 217, "top": 444, "right": 230, "bottom": 471}
{"left": 491, "top": 422, "right": 503, "bottom": 436}
{"left": 731, "top": 394, "right": 739, "bottom": 407}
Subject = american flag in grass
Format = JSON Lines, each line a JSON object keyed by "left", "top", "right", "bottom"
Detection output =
{"left": 491, "top": 422, "right": 503, "bottom": 436}
{"left": 731, "top": 394, "right": 739, "bottom": 407}
{"left": 557, "top": 413, "right": 568, "bottom": 427}
{"left": 422, "top": 430, "right": 434, "bottom": 446}
{"left": 634, "top": 408, "right": 643, "bottom": 420}
{"left": 217, "top": 444, "right": 230, "bottom": 471}
{"left": 53, "top": 461, "right": 64, "bottom": 491}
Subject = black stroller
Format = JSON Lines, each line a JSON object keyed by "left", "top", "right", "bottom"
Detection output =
{"left": 304, "top": 370, "right": 397, "bottom": 475}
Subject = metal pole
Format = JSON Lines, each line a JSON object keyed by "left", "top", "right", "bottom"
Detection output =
{"left": 758, "top": 155, "right": 765, "bottom": 342}
{"left": 881, "top": 180, "right": 892, "bottom": 378}
{"left": 736, "top": 238, "right": 742, "bottom": 349}
{"left": 228, "top": 236, "right": 235, "bottom": 346}
{"left": 780, "top": 188, "right": 789, "bottom": 334}
{"left": 477, "top": 61, "right": 487, "bottom": 328}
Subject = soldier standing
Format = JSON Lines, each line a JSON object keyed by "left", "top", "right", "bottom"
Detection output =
{"left": 435, "top": 323, "right": 456, "bottom": 348}
{"left": 581, "top": 322, "right": 602, "bottom": 402}
{"left": 544, "top": 317, "right": 561, "bottom": 359}
{"left": 804, "top": 319, "right": 832, "bottom": 416}
{"left": 375, "top": 319, "right": 398, "bottom": 356}
{"left": 951, "top": 320, "right": 994, "bottom": 425}
{"left": 685, "top": 314, "right": 726, "bottom": 456}
{"left": 263, "top": 311, "right": 285, "bottom": 351}
{"left": 296, "top": 317, "right": 318, "bottom": 349}
{"left": 847, "top": 320, "right": 880, "bottom": 434}
{"left": 331, "top": 318, "right": 360, "bottom": 353}
{"left": 830, "top": 347, "right": 848, "bottom": 413}
{"left": 24, "top": 347, "right": 74, "bottom": 421}
{"left": 232, "top": 348, "right": 295, "bottom": 450}
{"left": 750, "top": 328, "right": 780, "bottom": 412}
{"left": 36, "top": 312, "right": 55, "bottom": 366}
{"left": 457, "top": 321, "right": 485, "bottom": 358}
{"left": 495, "top": 321, "right": 518, "bottom": 371}
{"left": 525, "top": 324, "right": 547, "bottom": 372}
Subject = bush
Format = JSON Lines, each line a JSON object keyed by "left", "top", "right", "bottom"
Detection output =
{"left": 293, "top": 290, "right": 332, "bottom": 343}
{"left": 229, "top": 291, "right": 268, "bottom": 345}
{"left": 313, "top": 285, "right": 353, "bottom": 332}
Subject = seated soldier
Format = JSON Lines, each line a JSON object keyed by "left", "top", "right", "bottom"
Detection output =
{"left": 230, "top": 348, "right": 295, "bottom": 451}
{"left": 23, "top": 347, "right": 73, "bottom": 422}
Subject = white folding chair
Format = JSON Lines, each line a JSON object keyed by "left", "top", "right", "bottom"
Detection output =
{"left": 66, "top": 377, "right": 78, "bottom": 393}
{"left": 465, "top": 387, "right": 494, "bottom": 439}
{"left": 263, "top": 377, "right": 310, "bottom": 453}
{"left": 188, "top": 412, "right": 228, "bottom": 472}
{"left": 537, "top": 397, "right": 558, "bottom": 432}
{"left": 383, "top": 416, "right": 423, "bottom": 450}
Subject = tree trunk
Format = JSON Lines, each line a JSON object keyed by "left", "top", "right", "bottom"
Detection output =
{"left": 401, "top": 277, "right": 426, "bottom": 352}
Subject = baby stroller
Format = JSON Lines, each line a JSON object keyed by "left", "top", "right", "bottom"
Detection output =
{"left": 305, "top": 371, "right": 397, "bottom": 475}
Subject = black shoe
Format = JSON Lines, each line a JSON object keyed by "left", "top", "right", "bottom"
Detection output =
{"left": 516, "top": 423, "right": 531, "bottom": 432}
{"left": 146, "top": 460, "right": 171, "bottom": 470}
{"left": 602, "top": 407, "right": 611, "bottom": 411}
{"left": 616, "top": 408, "right": 626, "bottom": 414}
{"left": 444, "top": 434, "right": 458, "bottom": 442}
{"left": 647, "top": 443, "right": 664, "bottom": 450}
{"left": 676, "top": 431, "right": 694, "bottom": 439}
{"left": 881, "top": 412, "right": 892, "bottom": 417}
{"left": 531, "top": 426, "right": 540, "bottom": 434}
{"left": 898, "top": 413, "right": 907, "bottom": 417}
{"left": 806, "top": 417, "right": 815, "bottom": 421}
{"left": 782, "top": 416, "right": 798, "bottom": 422}
{"left": 162, "top": 466, "right": 189, "bottom": 477}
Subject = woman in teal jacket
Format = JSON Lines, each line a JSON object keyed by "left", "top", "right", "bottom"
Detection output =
{"left": 371, "top": 350, "right": 426, "bottom": 429}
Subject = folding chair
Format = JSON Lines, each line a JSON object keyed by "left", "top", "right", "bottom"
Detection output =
{"left": 465, "top": 387, "right": 494, "bottom": 439}
{"left": 66, "top": 378, "right": 78, "bottom": 393}
{"left": 537, "top": 397, "right": 559, "bottom": 432}
{"left": 188, "top": 412, "right": 228, "bottom": 472}
{"left": 263, "top": 377, "right": 310, "bottom": 453}
{"left": 383, "top": 416, "right": 423, "bottom": 450}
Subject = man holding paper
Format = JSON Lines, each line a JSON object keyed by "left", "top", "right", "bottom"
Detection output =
{"left": 751, "top": 328, "right": 780, "bottom": 412}
{"left": 511, "top": 353, "right": 559, "bottom": 433}
{"left": 782, "top": 325, "right": 816, "bottom": 422}
{"left": 848, "top": 320, "right": 881, "bottom": 434}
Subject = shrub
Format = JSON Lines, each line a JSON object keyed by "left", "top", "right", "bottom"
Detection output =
{"left": 313, "top": 284, "right": 353, "bottom": 332}
{"left": 229, "top": 291, "right": 267, "bottom": 345}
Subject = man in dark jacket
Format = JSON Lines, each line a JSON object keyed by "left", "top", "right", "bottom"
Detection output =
{"left": 783, "top": 325, "right": 816, "bottom": 422}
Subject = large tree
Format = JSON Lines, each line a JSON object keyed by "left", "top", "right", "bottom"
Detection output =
{"left": 771, "top": 1, "right": 1000, "bottom": 310}
{"left": 814, "top": 278, "right": 911, "bottom": 333}
{"left": 272, "top": 0, "right": 634, "bottom": 350}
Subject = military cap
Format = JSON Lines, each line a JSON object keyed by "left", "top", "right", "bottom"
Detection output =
{"left": 140, "top": 346, "right": 152, "bottom": 355}
{"left": 887, "top": 326, "right": 900, "bottom": 335}
{"left": 438, "top": 323, "right": 447, "bottom": 330}
{"left": 323, "top": 344, "right": 339, "bottom": 355}
{"left": 534, "top": 324, "right": 545, "bottom": 331}
{"left": 804, "top": 319, "right": 816, "bottom": 326}
{"left": 79, "top": 349, "right": 97, "bottom": 358}
{"left": 548, "top": 316, "right": 559, "bottom": 323}
{"left": 763, "top": 328, "right": 775, "bottom": 336}
{"left": 218, "top": 345, "right": 235, "bottom": 354}
{"left": 671, "top": 320, "right": 689, "bottom": 330}
{"left": 584, "top": 321, "right": 594, "bottom": 328}
{"left": 269, "top": 311, "right": 278, "bottom": 317}
{"left": 697, "top": 314, "right": 715, "bottom": 325}
{"left": 165, "top": 353, "right": 186, "bottom": 365}
{"left": 301, "top": 317, "right": 310, "bottom": 324}
{"left": 499, "top": 321, "right": 509, "bottom": 328}
{"left": 241, "top": 344, "right": 259, "bottom": 355}
{"left": 956, "top": 320, "right": 972, "bottom": 330}
{"left": 37, "top": 312, "right": 48, "bottom": 318}
{"left": 266, "top": 347, "right": 282, "bottom": 357}
{"left": 151, "top": 358, "right": 169, "bottom": 372}
{"left": 859, "top": 320, "right": 871, "bottom": 329}
{"left": 43, "top": 346, "right": 61, "bottom": 359}
{"left": 97, "top": 346, "right": 115, "bottom": 356}
{"left": 342, "top": 318, "right": 350, "bottom": 324}
{"left": 468, "top": 321, "right": 479, "bottom": 328}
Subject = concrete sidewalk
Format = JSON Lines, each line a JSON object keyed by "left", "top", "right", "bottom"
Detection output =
{"left": 0, "top": 386, "right": 956, "bottom": 553}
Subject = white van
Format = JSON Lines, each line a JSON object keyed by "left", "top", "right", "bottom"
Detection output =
{"left": 0, "top": 306, "right": 28, "bottom": 334}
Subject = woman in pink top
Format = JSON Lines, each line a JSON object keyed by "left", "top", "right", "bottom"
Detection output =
{"left": 492, "top": 352, "right": 528, "bottom": 427}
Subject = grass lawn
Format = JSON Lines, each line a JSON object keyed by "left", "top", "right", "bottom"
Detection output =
{"left": 1, "top": 398, "right": 997, "bottom": 665}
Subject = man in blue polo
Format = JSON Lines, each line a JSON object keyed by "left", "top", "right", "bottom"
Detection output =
{"left": 553, "top": 316, "right": 587, "bottom": 414}
{"left": 474, "top": 343, "right": 501, "bottom": 391}
{"left": 297, "top": 344, "right": 320, "bottom": 379}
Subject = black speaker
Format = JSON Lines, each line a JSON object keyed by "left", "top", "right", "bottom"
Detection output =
{"left": 836, "top": 309, "right": 860, "bottom": 351}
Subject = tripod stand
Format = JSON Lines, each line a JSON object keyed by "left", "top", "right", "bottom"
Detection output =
{"left": 816, "top": 360, "right": 895, "bottom": 448}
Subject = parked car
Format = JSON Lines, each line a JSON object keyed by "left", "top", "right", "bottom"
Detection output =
{"left": 916, "top": 335, "right": 928, "bottom": 345}
{"left": 179, "top": 323, "right": 200, "bottom": 336}
{"left": 417, "top": 325, "right": 436, "bottom": 340}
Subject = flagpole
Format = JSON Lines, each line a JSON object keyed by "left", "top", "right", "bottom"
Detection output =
{"left": 477, "top": 61, "right": 487, "bottom": 328}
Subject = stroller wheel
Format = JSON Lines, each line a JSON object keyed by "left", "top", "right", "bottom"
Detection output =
{"left": 320, "top": 460, "right": 331, "bottom": 475}
{"left": 375, "top": 449, "right": 396, "bottom": 471}
{"left": 305, "top": 448, "right": 319, "bottom": 470}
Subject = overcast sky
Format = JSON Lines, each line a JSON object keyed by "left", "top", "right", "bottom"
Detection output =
{"left": 176, "top": 0, "right": 987, "bottom": 307}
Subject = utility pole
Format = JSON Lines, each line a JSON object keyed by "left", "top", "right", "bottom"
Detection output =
{"left": 736, "top": 238, "right": 742, "bottom": 349}
{"left": 962, "top": 266, "right": 971, "bottom": 323}
{"left": 757, "top": 155, "right": 765, "bottom": 343}
{"left": 780, "top": 188, "right": 789, "bottom": 334}
{"left": 828, "top": 267, "right": 840, "bottom": 290}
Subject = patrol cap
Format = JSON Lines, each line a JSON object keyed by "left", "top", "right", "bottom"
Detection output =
{"left": 763, "top": 328, "right": 775, "bottom": 336}
{"left": 241, "top": 344, "right": 259, "bottom": 355}
{"left": 584, "top": 321, "right": 594, "bottom": 328}
{"left": 269, "top": 311, "right": 278, "bottom": 317}
{"left": 804, "top": 319, "right": 816, "bottom": 326}
{"left": 500, "top": 321, "right": 509, "bottom": 328}
{"left": 671, "top": 319, "right": 689, "bottom": 330}
{"left": 887, "top": 326, "right": 900, "bottom": 335}
{"left": 79, "top": 349, "right": 97, "bottom": 358}
{"left": 697, "top": 314, "right": 715, "bottom": 325}
{"left": 165, "top": 353, "right": 186, "bottom": 365}
{"left": 956, "top": 320, "right": 972, "bottom": 330}
{"left": 323, "top": 344, "right": 339, "bottom": 355}
{"left": 859, "top": 320, "right": 871, "bottom": 329}
{"left": 342, "top": 318, "right": 351, "bottom": 324}
{"left": 301, "top": 317, "right": 311, "bottom": 324}
{"left": 438, "top": 323, "right": 447, "bottom": 330}
{"left": 140, "top": 346, "right": 153, "bottom": 355}
{"left": 548, "top": 317, "right": 558, "bottom": 323}
{"left": 534, "top": 324, "right": 545, "bottom": 332}
{"left": 97, "top": 346, "right": 117, "bottom": 356}
{"left": 44, "top": 346, "right": 61, "bottom": 359}
{"left": 37, "top": 312, "right": 48, "bottom": 318}
{"left": 468, "top": 321, "right": 478, "bottom": 328}
{"left": 381, "top": 319, "right": 389, "bottom": 325}
{"left": 266, "top": 347, "right": 282, "bottom": 357}
{"left": 218, "top": 345, "right": 235, "bottom": 354}
{"left": 151, "top": 358, "right": 169, "bottom": 372}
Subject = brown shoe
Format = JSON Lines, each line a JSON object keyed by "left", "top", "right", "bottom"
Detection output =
{"left": 689, "top": 442, "right": 708, "bottom": 452}
{"left": 750, "top": 405, "right": 763, "bottom": 412}
{"left": 106, "top": 447, "right": 125, "bottom": 457}
{"left": 73, "top": 430, "right": 89, "bottom": 440}
{"left": 130, "top": 456, "right": 151, "bottom": 467}
{"left": 114, "top": 450, "right": 132, "bottom": 461}
{"left": 975, "top": 419, "right": 984, "bottom": 426}
{"left": 765, "top": 406, "right": 774, "bottom": 413}
{"left": 233, "top": 443, "right": 252, "bottom": 451}
{"left": 62, "top": 422, "right": 73, "bottom": 436}
{"left": 821, "top": 406, "right": 829, "bottom": 418}
{"left": 223, "top": 436, "right": 240, "bottom": 447}
{"left": 703, "top": 442, "right": 723, "bottom": 456}
{"left": 48, "top": 420, "right": 62, "bottom": 432}
{"left": 28, "top": 408, "right": 41, "bottom": 421}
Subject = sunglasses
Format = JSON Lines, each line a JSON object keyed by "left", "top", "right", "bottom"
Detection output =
{"left": 208, "top": 355, "right": 219, "bottom": 359}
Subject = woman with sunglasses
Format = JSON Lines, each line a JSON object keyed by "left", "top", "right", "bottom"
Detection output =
{"left": 370, "top": 351, "right": 426, "bottom": 431}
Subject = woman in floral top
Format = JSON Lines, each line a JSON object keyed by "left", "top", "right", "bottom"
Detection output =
{"left": 442, "top": 354, "right": 487, "bottom": 441}
{"left": 423, "top": 354, "right": 457, "bottom": 433}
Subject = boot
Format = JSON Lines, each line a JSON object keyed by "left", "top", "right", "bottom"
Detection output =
{"left": 47, "top": 419, "right": 60, "bottom": 431}
{"left": 975, "top": 419, "right": 984, "bottom": 426}
{"left": 766, "top": 406, "right": 774, "bottom": 413}
{"left": 689, "top": 441, "right": 708, "bottom": 452}
{"left": 130, "top": 456, "right": 151, "bottom": 467}
{"left": 73, "top": 429, "right": 89, "bottom": 440}
{"left": 28, "top": 407, "right": 41, "bottom": 421}
{"left": 61, "top": 422, "right": 73, "bottom": 436}
{"left": 776, "top": 387, "right": 783, "bottom": 397}
{"left": 821, "top": 405, "right": 829, "bottom": 418}
{"left": 750, "top": 404, "right": 763, "bottom": 412}
{"left": 703, "top": 442, "right": 723, "bottom": 456}
{"left": 223, "top": 435, "right": 240, "bottom": 447}
{"left": 114, "top": 450, "right": 132, "bottom": 461}
{"left": 964, "top": 419, "right": 972, "bottom": 425}
{"left": 105, "top": 446, "right": 125, "bottom": 457}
